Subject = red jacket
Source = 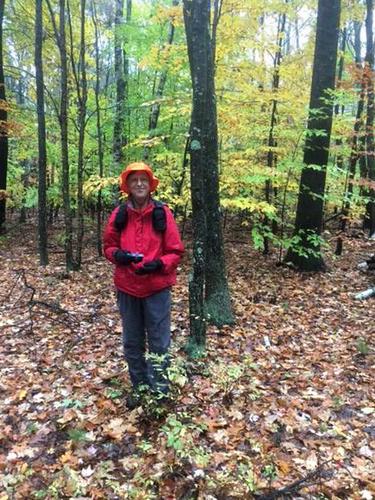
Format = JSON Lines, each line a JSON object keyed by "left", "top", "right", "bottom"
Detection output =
{"left": 103, "top": 200, "right": 184, "bottom": 298}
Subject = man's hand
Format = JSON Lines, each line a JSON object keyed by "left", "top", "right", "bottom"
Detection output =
{"left": 135, "top": 260, "right": 163, "bottom": 275}
{"left": 114, "top": 250, "right": 144, "bottom": 265}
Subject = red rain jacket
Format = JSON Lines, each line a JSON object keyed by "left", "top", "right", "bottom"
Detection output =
{"left": 103, "top": 201, "right": 184, "bottom": 298}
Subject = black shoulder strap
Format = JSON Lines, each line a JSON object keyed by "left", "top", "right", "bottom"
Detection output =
{"left": 152, "top": 200, "right": 167, "bottom": 232}
{"left": 114, "top": 202, "right": 128, "bottom": 232}
{"left": 114, "top": 200, "right": 167, "bottom": 233}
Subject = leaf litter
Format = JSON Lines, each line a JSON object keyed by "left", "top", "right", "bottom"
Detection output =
{"left": 0, "top": 225, "right": 374, "bottom": 499}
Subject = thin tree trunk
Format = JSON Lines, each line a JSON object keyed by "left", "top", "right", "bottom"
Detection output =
{"left": 0, "top": 0, "right": 8, "bottom": 234}
{"left": 263, "top": 8, "right": 287, "bottom": 255}
{"left": 113, "top": 0, "right": 126, "bottom": 169}
{"left": 47, "top": 0, "right": 75, "bottom": 270}
{"left": 35, "top": 0, "right": 48, "bottom": 265}
{"left": 285, "top": 0, "right": 341, "bottom": 271}
{"left": 60, "top": 0, "right": 74, "bottom": 270}
{"left": 342, "top": 22, "right": 365, "bottom": 230}
{"left": 211, "top": 0, "right": 223, "bottom": 72}
{"left": 91, "top": 0, "right": 104, "bottom": 256}
{"left": 364, "top": 0, "right": 375, "bottom": 235}
{"left": 143, "top": 0, "right": 178, "bottom": 161}
{"left": 69, "top": 0, "right": 88, "bottom": 268}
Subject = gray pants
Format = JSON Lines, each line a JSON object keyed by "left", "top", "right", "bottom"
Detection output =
{"left": 118, "top": 288, "right": 171, "bottom": 394}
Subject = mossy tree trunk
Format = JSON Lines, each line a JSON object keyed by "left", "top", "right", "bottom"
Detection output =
{"left": 184, "top": 0, "right": 234, "bottom": 333}
{"left": 183, "top": 0, "right": 208, "bottom": 356}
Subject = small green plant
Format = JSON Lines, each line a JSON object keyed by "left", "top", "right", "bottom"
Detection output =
{"left": 34, "top": 490, "right": 48, "bottom": 499}
{"left": 209, "top": 355, "right": 260, "bottom": 403}
{"left": 67, "top": 428, "right": 88, "bottom": 443}
{"left": 105, "top": 388, "right": 123, "bottom": 400}
{"left": 356, "top": 337, "right": 370, "bottom": 355}
{"left": 238, "top": 461, "right": 257, "bottom": 492}
{"left": 137, "top": 440, "right": 154, "bottom": 453}
{"left": 62, "top": 398, "right": 85, "bottom": 409}
{"left": 26, "top": 422, "right": 38, "bottom": 434}
{"left": 332, "top": 395, "right": 343, "bottom": 408}
{"left": 161, "top": 413, "right": 209, "bottom": 466}
{"left": 262, "top": 463, "right": 277, "bottom": 482}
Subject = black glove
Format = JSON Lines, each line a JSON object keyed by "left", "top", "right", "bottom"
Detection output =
{"left": 114, "top": 250, "right": 143, "bottom": 265}
{"left": 135, "top": 260, "right": 163, "bottom": 275}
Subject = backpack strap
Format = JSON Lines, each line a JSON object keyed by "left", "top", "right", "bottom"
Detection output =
{"left": 152, "top": 200, "right": 167, "bottom": 233}
{"left": 114, "top": 199, "right": 167, "bottom": 233}
{"left": 114, "top": 202, "right": 128, "bottom": 232}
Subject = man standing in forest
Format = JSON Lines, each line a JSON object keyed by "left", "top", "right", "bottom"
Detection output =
{"left": 103, "top": 163, "right": 184, "bottom": 409}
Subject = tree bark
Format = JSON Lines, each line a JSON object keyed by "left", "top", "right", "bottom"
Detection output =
{"left": 285, "top": 0, "right": 341, "bottom": 271}
{"left": 143, "top": 0, "right": 178, "bottom": 161}
{"left": 91, "top": 0, "right": 104, "bottom": 257}
{"left": 113, "top": 0, "right": 128, "bottom": 169}
{"left": 0, "top": 0, "right": 8, "bottom": 234}
{"left": 184, "top": 0, "right": 233, "bottom": 336}
{"left": 67, "top": 0, "right": 88, "bottom": 268}
{"left": 342, "top": 22, "right": 365, "bottom": 230}
{"left": 364, "top": 0, "right": 375, "bottom": 235}
{"left": 264, "top": 7, "right": 287, "bottom": 255}
{"left": 183, "top": 0, "right": 207, "bottom": 355}
{"left": 35, "top": 0, "right": 48, "bottom": 265}
{"left": 47, "top": 0, "right": 75, "bottom": 270}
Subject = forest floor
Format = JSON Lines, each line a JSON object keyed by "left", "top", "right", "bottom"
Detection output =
{"left": 0, "top": 219, "right": 374, "bottom": 500}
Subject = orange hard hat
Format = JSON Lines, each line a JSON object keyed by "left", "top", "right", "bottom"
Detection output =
{"left": 119, "top": 162, "right": 159, "bottom": 194}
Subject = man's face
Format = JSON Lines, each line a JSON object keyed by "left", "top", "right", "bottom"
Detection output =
{"left": 126, "top": 171, "right": 151, "bottom": 199}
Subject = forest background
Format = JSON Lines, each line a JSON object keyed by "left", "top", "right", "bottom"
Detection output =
{"left": 0, "top": 0, "right": 374, "bottom": 498}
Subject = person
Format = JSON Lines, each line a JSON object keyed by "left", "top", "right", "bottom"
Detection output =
{"left": 103, "top": 162, "right": 184, "bottom": 409}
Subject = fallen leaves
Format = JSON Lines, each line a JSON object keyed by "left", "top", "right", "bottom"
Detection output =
{"left": 0, "top": 229, "right": 374, "bottom": 498}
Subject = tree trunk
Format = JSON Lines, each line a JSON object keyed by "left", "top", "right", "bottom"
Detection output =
{"left": 113, "top": 0, "right": 127, "bottom": 169}
{"left": 183, "top": 0, "right": 208, "bottom": 355}
{"left": 264, "top": 8, "right": 287, "bottom": 255}
{"left": 35, "top": 0, "right": 48, "bottom": 265}
{"left": 342, "top": 22, "right": 365, "bottom": 230}
{"left": 184, "top": 0, "right": 234, "bottom": 334}
{"left": 73, "top": 0, "right": 88, "bottom": 268}
{"left": 364, "top": 0, "right": 375, "bottom": 235}
{"left": 143, "top": 0, "right": 178, "bottom": 161}
{"left": 211, "top": 0, "right": 223, "bottom": 72}
{"left": 92, "top": 0, "right": 104, "bottom": 257}
{"left": 47, "top": 0, "right": 75, "bottom": 270}
{"left": 285, "top": 0, "right": 341, "bottom": 271}
{"left": 0, "top": 0, "right": 8, "bottom": 234}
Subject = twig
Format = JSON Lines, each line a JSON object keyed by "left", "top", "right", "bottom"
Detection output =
{"left": 255, "top": 460, "right": 333, "bottom": 499}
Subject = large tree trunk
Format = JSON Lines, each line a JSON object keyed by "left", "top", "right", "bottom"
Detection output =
{"left": 35, "top": 0, "right": 48, "bottom": 265}
{"left": 0, "top": 0, "right": 8, "bottom": 234}
{"left": 184, "top": 0, "right": 234, "bottom": 337}
{"left": 183, "top": 0, "right": 208, "bottom": 355}
{"left": 285, "top": 0, "right": 341, "bottom": 271}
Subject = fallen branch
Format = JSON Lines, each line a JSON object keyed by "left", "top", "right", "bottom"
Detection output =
{"left": 255, "top": 461, "right": 333, "bottom": 499}
{"left": 354, "top": 287, "right": 375, "bottom": 300}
